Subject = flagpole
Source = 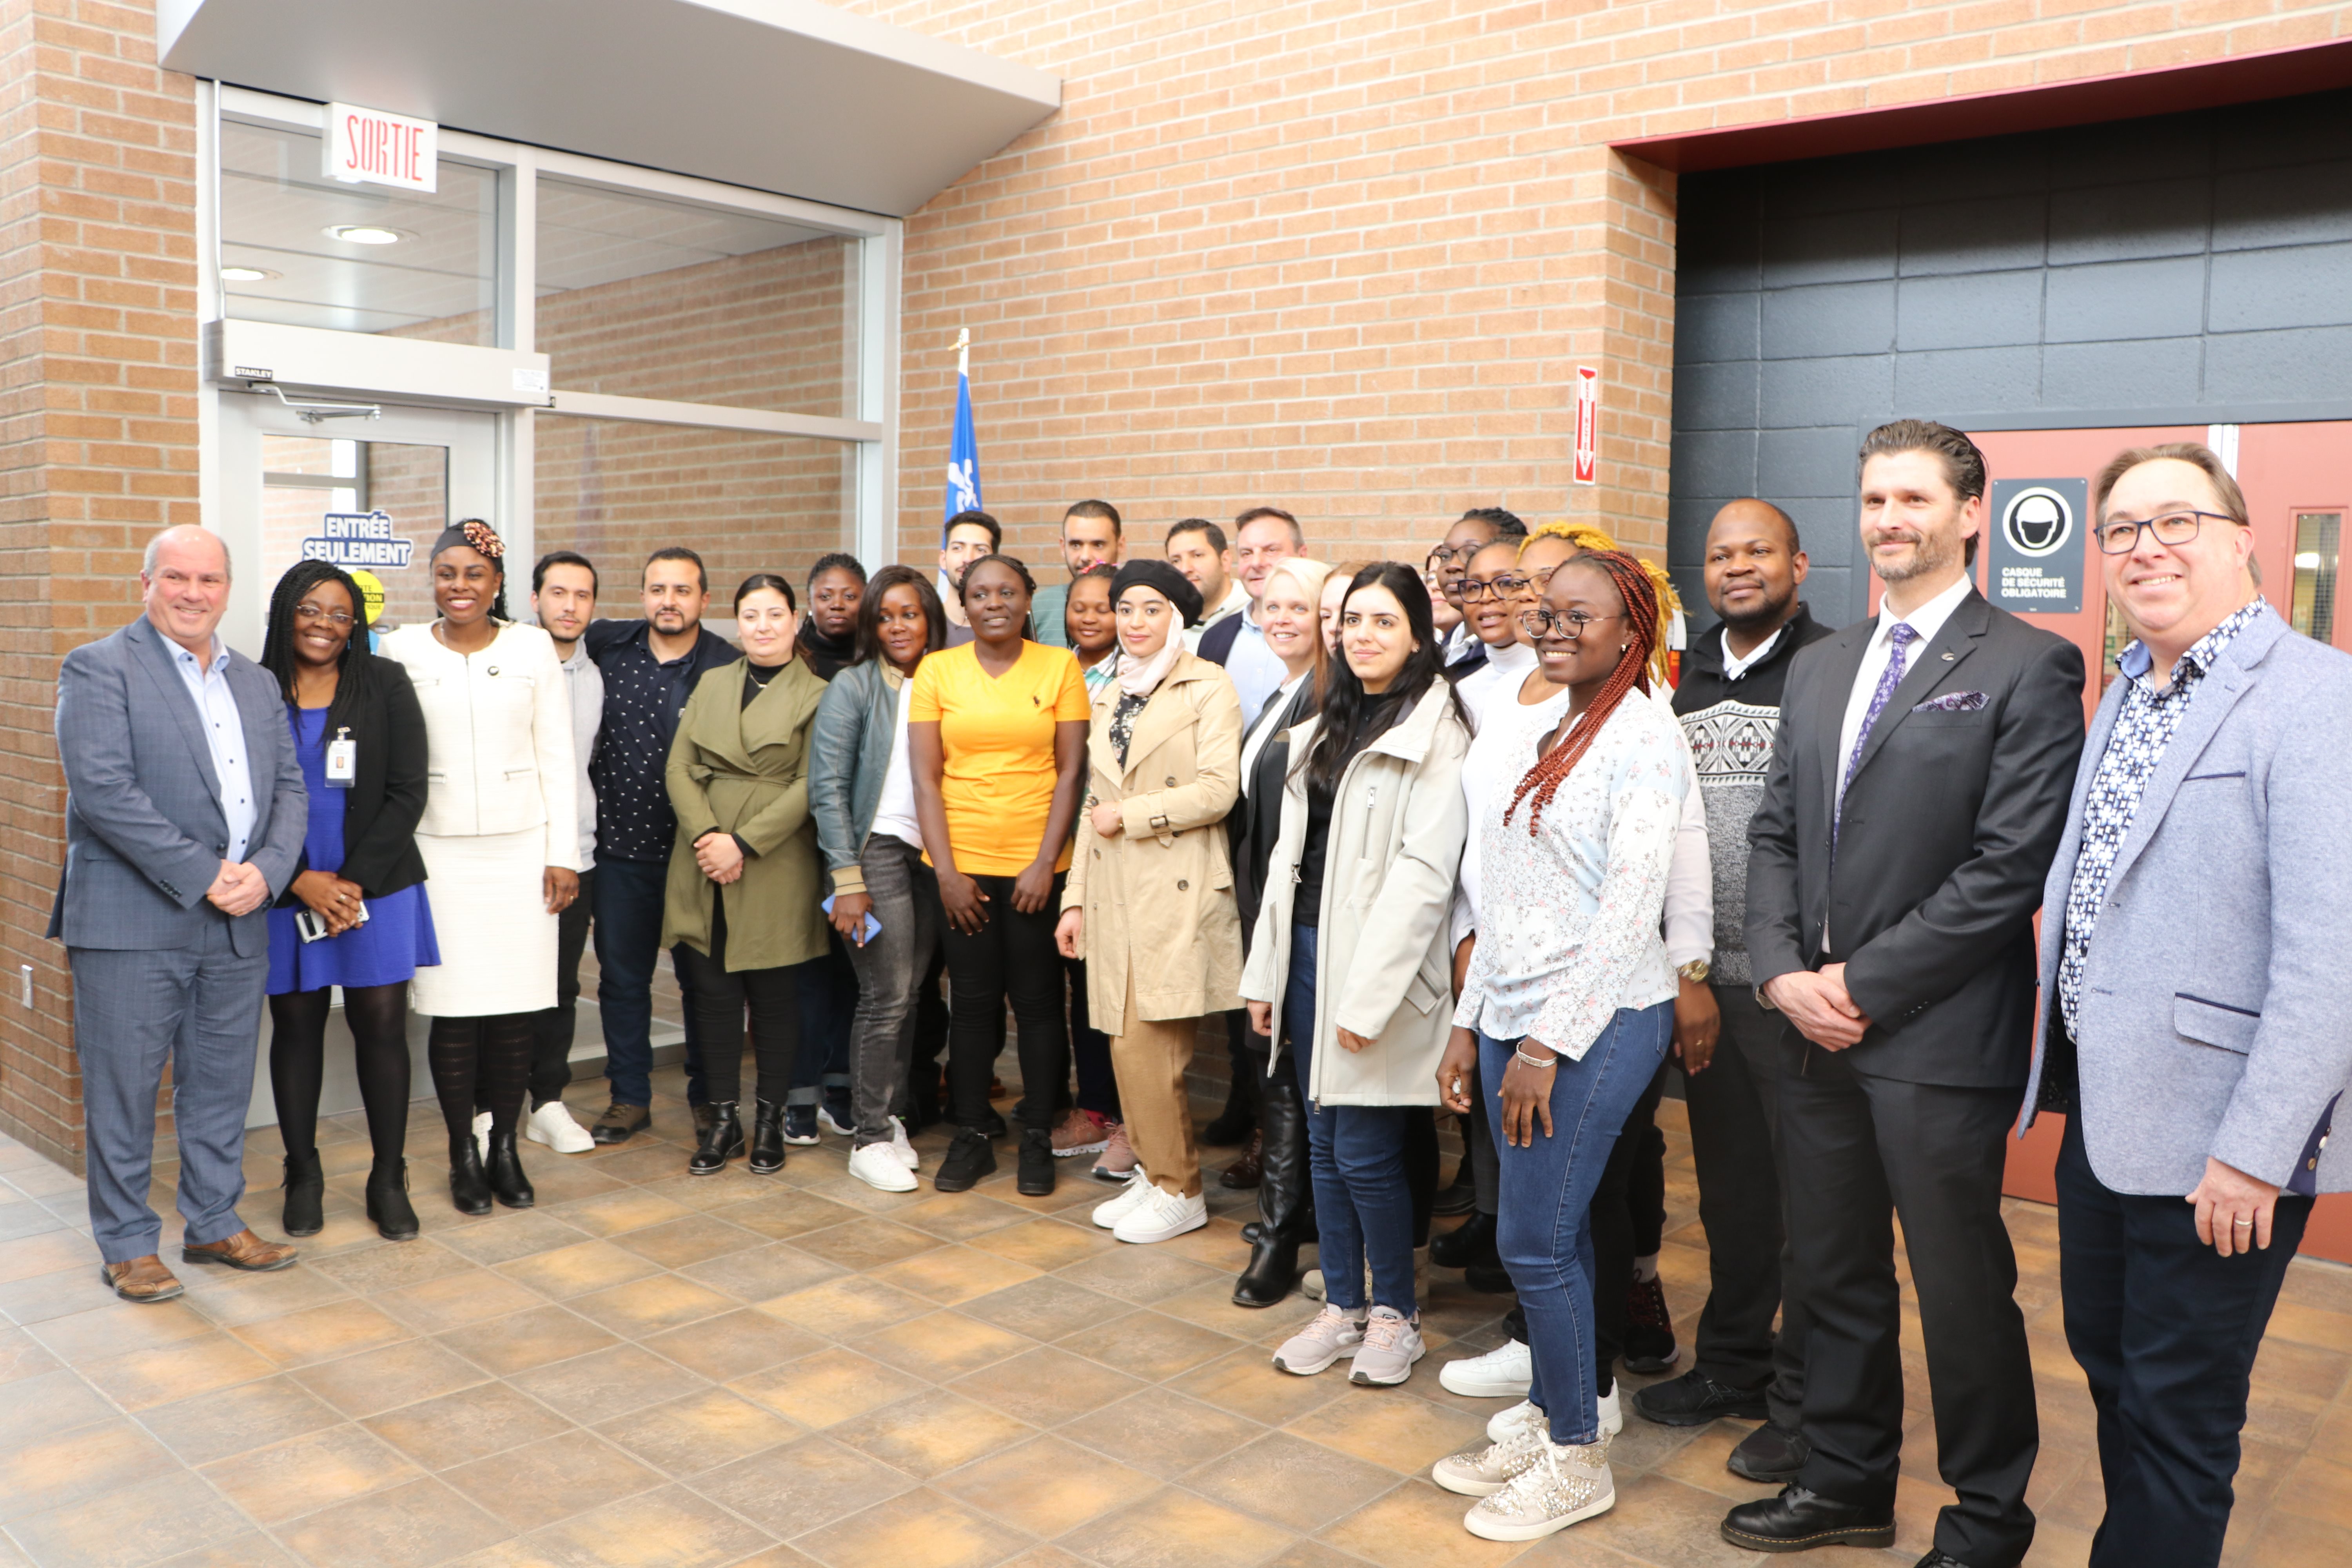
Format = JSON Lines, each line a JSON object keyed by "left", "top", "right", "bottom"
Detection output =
{"left": 956, "top": 327, "right": 969, "bottom": 379}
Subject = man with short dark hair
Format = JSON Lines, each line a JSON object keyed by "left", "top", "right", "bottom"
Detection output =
{"left": 581, "top": 546, "right": 740, "bottom": 1145}
{"left": 2022, "top": 443, "right": 2352, "bottom": 1568}
{"left": 1197, "top": 506, "right": 1305, "bottom": 723}
{"left": 1032, "top": 501, "right": 1122, "bottom": 649}
{"left": 1635, "top": 499, "right": 1830, "bottom": 1481}
{"left": 1724, "top": 420, "right": 2085, "bottom": 1566}
{"left": 1430, "top": 507, "right": 1527, "bottom": 671}
{"left": 523, "top": 550, "right": 603, "bottom": 1154}
{"left": 1167, "top": 519, "right": 1238, "bottom": 648}
{"left": 938, "top": 510, "right": 1001, "bottom": 646}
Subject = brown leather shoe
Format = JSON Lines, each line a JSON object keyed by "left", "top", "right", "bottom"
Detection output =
{"left": 100, "top": 1255, "right": 185, "bottom": 1303}
{"left": 1220, "top": 1128, "right": 1265, "bottom": 1189}
{"left": 181, "top": 1228, "right": 298, "bottom": 1272}
{"left": 590, "top": 1102, "right": 651, "bottom": 1145}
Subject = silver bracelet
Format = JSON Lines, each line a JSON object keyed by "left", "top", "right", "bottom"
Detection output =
{"left": 1513, "top": 1048, "right": 1558, "bottom": 1070}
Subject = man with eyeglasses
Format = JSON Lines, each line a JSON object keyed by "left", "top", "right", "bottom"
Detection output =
{"left": 1428, "top": 508, "right": 1526, "bottom": 670}
{"left": 2017, "top": 443, "right": 2352, "bottom": 1568}
{"left": 1727, "top": 420, "right": 2084, "bottom": 1568}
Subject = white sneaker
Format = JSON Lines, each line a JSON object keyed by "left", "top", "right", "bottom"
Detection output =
{"left": 1442, "top": 1338, "right": 1533, "bottom": 1399}
{"left": 889, "top": 1116, "right": 919, "bottom": 1171}
{"left": 471, "top": 1110, "right": 492, "bottom": 1162}
{"left": 848, "top": 1140, "right": 918, "bottom": 1193}
{"left": 1432, "top": 1419, "right": 1548, "bottom": 1497}
{"left": 1485, "top": 1383, "right": 1622, "bottom": 1444}
{"left": 1271, "top": 1303, "right": 1367, "bottom": 1375}
{"left": 525, "top": 1100, "right": 594, "bottom": 1154}
{"left": 1463, "top": 1434, "right": 1614, "bottom": 1541}
{"left": 1091, "top": 1170, "right": 1156, "bottom": 1229}
{"left": 1300, "top": 1267, "right": 1325, "bottom": 1301}
{"left": 1348, "top": 1306, "right": 1425, "bottom": 1386}
{"left": 1112, "top": 1185, "right": 1207, "bottom": 1244}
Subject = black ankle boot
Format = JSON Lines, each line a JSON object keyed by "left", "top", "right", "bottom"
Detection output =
{"left": 366, "top": 1158, "right": 419, "bottom": 1241}
{"left": 691, "top": 1103, "right": 744, "bottom": 1176}
{"left": 485, "top": 1127, "right": 535, "bottom": 1209}
{"left": 448, "top": 1134, "right": 493, "bottom": 1216}
{"left": 748, "top": 1101, "right": 785, "bottom": 1175}
{"left": 1430, "top": 1210, "right": 1499, "bottom": 1270}
{"left": 1233, "top": 1226, "right": 1304, "bottom": 1308}
{"left": 280, "top": 1151, "right": 325, "bottom": 1237}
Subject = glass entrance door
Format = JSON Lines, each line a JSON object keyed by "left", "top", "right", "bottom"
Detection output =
{"left": 215, "top": 392, "right": 501, "bottom": 656}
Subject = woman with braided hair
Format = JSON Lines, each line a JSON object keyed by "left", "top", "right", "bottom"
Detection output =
{"left": 381, "top": 520, "right": 579, "bottom": 1215}
{"left": 1428, "top": 549, "right": 1689, "bottom": 1542}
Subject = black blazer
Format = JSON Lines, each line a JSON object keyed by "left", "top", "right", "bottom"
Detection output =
{"left": 1744, "top": 588, "right": 2085, "bottom": 1087}
{"left": 272, "top": 652, "right": 430, "bottom": 904}
{"left": 1227, "top": 676, "right": 1318, "bottom": 943}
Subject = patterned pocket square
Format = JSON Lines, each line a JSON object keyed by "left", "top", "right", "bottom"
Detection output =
{"left": 1913, "top": 690, "right": 1987, "bottom": 713}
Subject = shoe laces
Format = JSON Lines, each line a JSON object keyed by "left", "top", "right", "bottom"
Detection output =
{"left": 1626, "top": 1274, "right": 1671, "bottom": 1328}
{"left": 1301, "top": 1303, "right": 1363, "bottom": 1342}
{"left": 1361, "top": 1308, "right": 1415, "bottom": 1350}
{"left": 1482, "top": 1433, "right": 1608, "bottom": 1515}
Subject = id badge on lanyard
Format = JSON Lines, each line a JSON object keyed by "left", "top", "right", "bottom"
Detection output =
{"left": 325, "top": 727, "right": 356, "bottom": 788}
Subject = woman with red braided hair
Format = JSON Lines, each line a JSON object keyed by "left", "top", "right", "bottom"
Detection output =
{"left": 1428, "top": 549, "right": 1690, "bottom": 1542}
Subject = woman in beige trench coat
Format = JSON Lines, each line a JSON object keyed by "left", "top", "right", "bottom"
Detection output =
{"left": 1057, "top": 561, "right": 1243, "bottom": 1245}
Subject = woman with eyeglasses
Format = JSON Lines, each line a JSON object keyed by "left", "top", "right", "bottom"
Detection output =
{"left": 1428, "top": 550, "right": 1688, "bottom": 1542}
{"left": 381, "top": 521, "right": 578, "bottom": 1216}
{"left": 662, "top": 573, "right": 831, "bottom": 1177}
{"left": 260, "top": 561, "right": 439, "bottom": 1241}
{"left": 1056, "top": 561, "right": 1243, "bottom": 1242}
{"left": 1243, "top": 561, "right": 1471, "bottom": 1387}
{"left": 812, "top": 564, "right": 948, "bottom": 1192}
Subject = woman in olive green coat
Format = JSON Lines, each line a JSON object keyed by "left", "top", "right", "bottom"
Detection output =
{"left": 663, "top": 573, "right": 831, "bottom": 1176}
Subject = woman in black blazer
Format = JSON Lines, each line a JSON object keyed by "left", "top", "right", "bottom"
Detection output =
{"left": 260, "top": 562, "right": 439, "bottom": 1241}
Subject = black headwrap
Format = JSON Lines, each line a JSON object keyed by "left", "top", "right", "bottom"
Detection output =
{"left": 1110, "top": 559, "right": 1205, "bottom": 628}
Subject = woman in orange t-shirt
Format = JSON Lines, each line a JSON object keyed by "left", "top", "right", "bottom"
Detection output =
{"left": 909, "top": 554, "right": 1091, "bottom": 1197}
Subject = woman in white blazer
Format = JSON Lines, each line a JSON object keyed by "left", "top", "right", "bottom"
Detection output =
{"left": 381, "top": 521, "right": 578, "bottom": 1216}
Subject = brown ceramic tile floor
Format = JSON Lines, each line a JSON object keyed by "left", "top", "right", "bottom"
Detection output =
{"left": 4, "top": 1075, "right": 2350, "bottom": 1568}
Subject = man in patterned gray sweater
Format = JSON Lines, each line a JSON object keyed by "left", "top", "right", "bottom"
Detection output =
{"left": 1635, "top": 499, "right": 1832, "bottom": 1483}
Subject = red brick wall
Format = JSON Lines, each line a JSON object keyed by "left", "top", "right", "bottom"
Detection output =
{"left": 0, "top": 0, "right": 197, "bottom": 1165}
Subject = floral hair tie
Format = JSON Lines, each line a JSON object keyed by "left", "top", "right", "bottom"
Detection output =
{"left": 461, "top": 519, "right": 506, "bottom": 559}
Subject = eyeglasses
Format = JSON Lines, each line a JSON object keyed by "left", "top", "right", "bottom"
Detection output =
{"left": 294, "top": 603, "right": 356, "bottom": 628}
{"left": 1517, "top": 607, "right": 1622, "bottom": 639}
{"left": 1460, "top": 573, "right": 1533, "bottom": 603}
{"left": 1426, "top": 544, "right": 1479, "bottom": 568}
{"left": 2096, "top": 510, "right": 2238, "bottom": 555}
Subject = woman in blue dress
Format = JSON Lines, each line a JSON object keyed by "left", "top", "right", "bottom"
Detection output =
{"left": 260, "top": 561, "right": 440, "bottom": 1241}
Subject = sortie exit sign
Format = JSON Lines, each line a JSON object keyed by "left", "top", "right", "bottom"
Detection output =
{"left": 323, "top": 103, "right": 438, "bottom": 193}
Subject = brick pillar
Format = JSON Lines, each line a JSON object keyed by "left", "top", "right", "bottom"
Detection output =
{"left": 0, "top": 0, "right": 199, "bottom": 1167}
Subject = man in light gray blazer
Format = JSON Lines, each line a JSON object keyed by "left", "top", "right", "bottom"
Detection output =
{"left": 51, "top": 526, "right": 308, "bottom": 1301}
{"left": 2019, "top": 444, "right": 2352, "bottom": 1568}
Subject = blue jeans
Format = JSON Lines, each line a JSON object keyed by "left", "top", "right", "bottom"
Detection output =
{"left": 593, "top": 857, "right": 704, "bottom": 1109}
{"left": 1483, "top": 1000, "right": 1674, "bottom": 1445}
{"left": 1285, "top": 923, "right": 1417, "bottom": 1316}
{"left": 789, "top": 931, "right": 857, "bottom": 1107}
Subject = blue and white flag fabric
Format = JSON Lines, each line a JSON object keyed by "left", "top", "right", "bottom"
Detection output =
{"left": 945, "top": 348, "right": 981, "bottom": 523}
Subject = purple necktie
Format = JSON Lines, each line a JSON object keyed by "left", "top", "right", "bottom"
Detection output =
{"left": 1836, "top": 621, "right": 1917, "bottom": 840}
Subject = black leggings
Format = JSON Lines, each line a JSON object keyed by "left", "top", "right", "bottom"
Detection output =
{"left": 427, "top": 1013, "right": 536, "bottom": 1143}
{"left": 269, "top": 982, "right": 411, "bottom": 1167}
{"left": 941, "top": 871, "right": 1067, "bottom": 1132}
{"left": 671, "top": 900, "right": 801, "bottom": 1107}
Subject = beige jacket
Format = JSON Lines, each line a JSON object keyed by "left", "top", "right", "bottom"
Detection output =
{"left": 1239, "top": 681, "right": 1470, "bottom": 1105}
{"left": 380, "top": 620, "right": 579, "bottom": 868}
{"left": 1062, "top": 652, "right": 1244, "bottom": 1036}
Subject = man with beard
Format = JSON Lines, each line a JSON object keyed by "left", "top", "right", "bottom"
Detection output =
{"left": 1030, "top": 500, "right": 1123, "bottom": 649}
{"left": 1723, "top": 422, "right": 2083, "bottom": 1568}
{"left": 1634, "top": 500, "right": 1830, "bottom": 1483}
{"left": 582, "top": 548, "right": 741, "bottom": 1145}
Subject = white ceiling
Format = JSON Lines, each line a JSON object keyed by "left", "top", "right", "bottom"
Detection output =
{"left": 162, "top": 0, "right": 1061, "bottom": 218}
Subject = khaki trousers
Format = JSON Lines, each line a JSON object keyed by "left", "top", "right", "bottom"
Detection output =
{"left": 1109, "top": 974, "right": 1201, "bottom": 1197}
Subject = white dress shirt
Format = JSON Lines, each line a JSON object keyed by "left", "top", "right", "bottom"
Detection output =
{"left": 1835, "top": 574, "right": 1974, "bottom": 820}
{"left": 171, "top": 637, "right": 255, "bottom": 863}
{"left": 1719, "top": 622, "right": 1785, "bottom": 682}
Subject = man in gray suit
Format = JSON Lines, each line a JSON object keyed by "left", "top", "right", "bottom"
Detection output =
{"left": 2020, "top": 443, "right": 2352, "bottom": 1568}
{"left": 52, "top": 525, "right": 307, "bottom": 1301}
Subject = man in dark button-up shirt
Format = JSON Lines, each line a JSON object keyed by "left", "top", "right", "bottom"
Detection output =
{"left": 580, "top": 546, "right": 740, "bottom": 1144}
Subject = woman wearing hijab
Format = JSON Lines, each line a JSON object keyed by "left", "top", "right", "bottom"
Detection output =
{"left": 1054, "top": 562, "right": 1243, "bottom": 1243}
{"left": 662, "top": 573, "right": 831, "bottom": 1176}
{"left": 259, "top": 560, "right": 437, "bottom": 1241}
{"left": 380, "top": 521, "right": 578, "bottom": 1215}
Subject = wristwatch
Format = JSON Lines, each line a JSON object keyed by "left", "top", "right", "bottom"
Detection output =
{"left": 1677, "top": 958, "right": 1711, "bottom": 985}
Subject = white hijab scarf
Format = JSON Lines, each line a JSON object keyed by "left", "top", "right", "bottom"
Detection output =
{"left": 1115, "top": 586, "right": 1185, "bottom": 697}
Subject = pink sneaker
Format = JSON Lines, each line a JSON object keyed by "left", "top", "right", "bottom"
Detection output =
{"left": 1091, "top": 1121, "right": 1137, "bottom": 1183}
{"left": 1052, "top": 1107, "right": 1109, "bottom": 1158}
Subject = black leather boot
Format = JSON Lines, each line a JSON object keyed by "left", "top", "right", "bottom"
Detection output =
{"left": 1430, "top": 1209, "right": 1499, "bottom": 1270}
{"left": 747, "top": 1100, "right": 785, "bottom": 1175}
{"left": 1234, "top": 1058, "right": 1312, "bottom": 1307}
{"left": 280, "top": 1151, "right": 325, "bottom": 1237}
{"left": 366, "top": 1158, "right": 419, "bottom": 1241}
{"left": 448, "top": 1133, "right": 493, "bottom": 1216}
{"left": 485, "top": 1127, "right": 535, "bottom": 1209}
{"left": 691, "top": 1102, "right": 745, "bottom": 1176}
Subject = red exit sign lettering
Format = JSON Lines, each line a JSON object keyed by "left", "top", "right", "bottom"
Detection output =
{"left": 323, "top": 103, "right": 438, "bottom": 193}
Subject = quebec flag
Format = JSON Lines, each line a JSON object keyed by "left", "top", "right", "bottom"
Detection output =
{"left": 945, "top": 359, "right": 982, "bottom": 522}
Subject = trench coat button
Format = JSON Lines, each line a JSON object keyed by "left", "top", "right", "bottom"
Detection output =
{"left": 1177, "top": 879, "right": 1189, "bottom": 891}
{"left": 1093, "top": 848, "right": 1100, "bottom": 859}
{"left": 1165, "top": 775, "right": 1176, "bottom": 786}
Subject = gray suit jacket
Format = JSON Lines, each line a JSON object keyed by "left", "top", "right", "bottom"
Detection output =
{"left": 49, "top": 615, "right": 307, "bottom": 958}
{"left": 2020, "top": 604, "right": 2352, "bottom": 1195}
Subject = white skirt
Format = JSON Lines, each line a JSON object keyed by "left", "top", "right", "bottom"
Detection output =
{"left": 410, "top": 828, "right": 558, "bottom": 1017}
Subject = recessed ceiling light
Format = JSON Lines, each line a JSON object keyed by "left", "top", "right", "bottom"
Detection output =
{"left": 326, "top": 225, "right": 403, "bottom": 245}
{"left": 220, "top": 265, "right": 279, "bottom": 282}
